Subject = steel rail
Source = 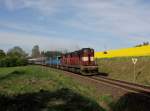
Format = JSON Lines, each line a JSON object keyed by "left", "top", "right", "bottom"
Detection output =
{"left": 40, "top": 65, "right": 150, "bottom": 97}
{"left": 90, "top": 75, "right": 150, "bottom": 97}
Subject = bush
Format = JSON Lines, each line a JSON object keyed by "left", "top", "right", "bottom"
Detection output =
{"left": 16, "top": 58, "right": 28, "bottom": 66}
{"left": 0, "top": 57, "right": 28, "bottom": 67}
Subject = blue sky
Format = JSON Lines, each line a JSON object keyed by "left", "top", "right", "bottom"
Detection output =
{"left": 0, "top": 0, "right": 150, "bottom": 53}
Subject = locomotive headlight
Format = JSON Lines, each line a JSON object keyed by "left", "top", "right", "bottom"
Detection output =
{"left": 82, "top": 57, "right": 88, "bottom": 61}
{"left": 90, "top": 57, "right": 94, "bottom": 61}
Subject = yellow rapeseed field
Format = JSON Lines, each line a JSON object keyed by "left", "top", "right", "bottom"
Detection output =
{"left": 95, "top": 45, "right": 150, "bottom": 58}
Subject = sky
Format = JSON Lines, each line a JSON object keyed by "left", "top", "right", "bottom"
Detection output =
{"left": 0, "top": 0, "right": 150, "bottom": 53}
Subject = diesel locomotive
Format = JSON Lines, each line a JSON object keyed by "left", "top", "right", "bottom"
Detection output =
{"left": 60, "top": 48, "right": 98, "bottom": 75}
{"left": 29, "top": 48, "right": 98, "bottom": 75}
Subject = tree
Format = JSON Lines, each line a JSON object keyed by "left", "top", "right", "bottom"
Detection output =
{"left": 135, "top": 41, "right": 149, "bottom": 47}
{"left": 32, "top": 45, "right": 40, "bottom": 58}
{"left": 0, "top": 49, "right": 6, "bottom": 59}
{"left": 0, "top": 47, "right": 28, "bottom": 67}
{"left": 143, "top": 41, "right": 149, "bottom": 46}
{"left": 7, "top": 46, "right": 27, "bottom": 58}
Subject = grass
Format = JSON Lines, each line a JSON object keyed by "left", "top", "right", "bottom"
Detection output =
{"left": 0, "top": 66, "right": 89, "bottom": 95}
{"left": 0, "top": 65, "right": 149, "bottom": 111}
{"left": 0, "top": 65, "right": 106, "bottom": 111}
{"left": 97, "top": 56, "right": 150, "bottom": 86}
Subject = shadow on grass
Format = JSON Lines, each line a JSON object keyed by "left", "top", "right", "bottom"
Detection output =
{"left": 98, "top": 72, "right": 109, "bottom": 76}
{"left": 0, "top": 88, "right": 105, "bottom": 111}
{"left": 0, "top": 70, "right": 26, "bottom": 81}
{"left": 112, "top": 92, "right": 150, "bottom": 111}
{"left": 84, "top": 72, "right": 109, "bottom": 77}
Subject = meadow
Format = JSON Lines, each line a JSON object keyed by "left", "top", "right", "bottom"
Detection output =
{"left": 0, "top": 65, "right": 106, "bottom": 111}
{"left": 0, "top": 65, "right": 149, "bottom": 111}
{"left": 97, "top": 56, "right": 150, "bottom": 86}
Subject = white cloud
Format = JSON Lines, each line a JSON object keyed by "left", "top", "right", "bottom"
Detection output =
{"left": 67, "top": 0, "right": 150, "bottom": 40}
{"left": 0, "top": 0, "right": 150, "bottom": 51}
{"left": 2, "top": 0, "right": 150, "bottom": 39}
{"left": 0, "top": 21, "right": 56, "bottom": 35}
{"left": 1, "top": 0, "right": 61, "bottom": 15}
{"left": 0, "top": 31, "right": 83, "bottom": 52}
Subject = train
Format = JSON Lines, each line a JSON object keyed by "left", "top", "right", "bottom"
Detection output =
{"left": 28, "top": 48, "right": 98, "bottom": 75}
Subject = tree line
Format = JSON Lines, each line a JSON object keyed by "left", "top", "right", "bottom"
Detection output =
{"left": 0, "top": 46, "right": 28, "bottom": 67}
{"left": 0, "top": 45, "right": 63, "bottom": 67}
{"left": 135, "top": 42, "right": 149, "bottom": 47}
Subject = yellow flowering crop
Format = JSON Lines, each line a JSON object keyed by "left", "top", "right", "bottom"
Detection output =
{"left": 95, "top": 45, "right": 150, "bottom": 58}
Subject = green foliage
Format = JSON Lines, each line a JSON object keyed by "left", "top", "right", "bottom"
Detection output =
{"left": 97, "top": 56, "right": 150, "bottom": 86}
{"left": 0, "top": 66, "right": 149, "bottom": 111}
{"left": 7, "top": 46, "right": 27, "bottom": 58}
{"left": 0, "top": 47, "right": 28, "bottom": 67}
{"left": 0, "top": 57, "right": 28, "bottom": 67}
{"left": 0, "top": 49, "right": 6, "bottom": 59}
{"left": 135, "top": 41, "right": 149, "bottom": 47}
{"left": 16, "top": 58, "right": 28, "bottom": 66}
{"left": 0, "top": 66, "right": 105, "bottom": 111}
{"left": 99, "top": 94, "right": 113, "bottom": 104}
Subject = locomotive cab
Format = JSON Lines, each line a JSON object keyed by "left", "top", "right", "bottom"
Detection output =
{"left": 60, "top": 48, "right": 98, "bottom": 75}
{"left": 80, "top": 48, "right": 98, "bottom": 74}
{"left": 81, "top": 48, "right": 96, "bottom": 65}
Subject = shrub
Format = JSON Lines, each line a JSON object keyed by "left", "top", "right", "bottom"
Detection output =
{"left": 0, "top": 57, "right": 28, "bottom": 67}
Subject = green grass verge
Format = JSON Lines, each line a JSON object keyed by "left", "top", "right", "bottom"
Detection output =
{"left": 0, "top": 65, "right": 106, "bottom": 111}
{"left": 0, "top": 65, "right": 149, "bottom": 111}
{"left": 97, "top": 56, "right": 150, "bottom": 86}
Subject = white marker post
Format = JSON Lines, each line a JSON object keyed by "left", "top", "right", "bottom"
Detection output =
{"left": 132, "top": 58, "right": 138, "bottom": 82}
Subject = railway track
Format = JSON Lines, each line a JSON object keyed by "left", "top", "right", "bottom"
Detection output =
{"left": 89, "top": 75, "right": 150, "bottom": 97}
{"left": 41, "top": 65, "right": 150, "bottom": 97}
{"left": 60, "top": 69, "right": 150, "bottom": 97}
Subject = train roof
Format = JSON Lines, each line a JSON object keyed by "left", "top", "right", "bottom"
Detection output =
{"left": 63, "top": 48, "right": 94, "bottom": 56}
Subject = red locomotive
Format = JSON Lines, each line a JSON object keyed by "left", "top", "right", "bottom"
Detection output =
{"left": 29, "top": 48, "right": 99, "bottom": 75}
{"left": 60, "top": 48, "right": 98, "bottom": 75}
